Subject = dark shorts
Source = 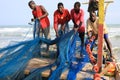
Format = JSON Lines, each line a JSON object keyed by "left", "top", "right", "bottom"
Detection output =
{"left": 78, "top": 26, "right": 85, "bottom": 33}
{"left": 104, "top": 34, "right": 108, "bottom": 39}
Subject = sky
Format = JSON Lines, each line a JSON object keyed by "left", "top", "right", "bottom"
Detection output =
{"left": 0, "top": 0, "right": 120, "bottom": 26}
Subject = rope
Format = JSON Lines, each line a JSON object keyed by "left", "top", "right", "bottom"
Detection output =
{"left": 86, "top": 36, "right": 97, "bottom": 65}
{"left": 22, "top": 24, "right": 33, "bottom": 41}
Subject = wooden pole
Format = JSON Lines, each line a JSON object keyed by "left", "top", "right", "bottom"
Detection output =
{"left": 97, "top": 0, "right": 104, "bottom": 72}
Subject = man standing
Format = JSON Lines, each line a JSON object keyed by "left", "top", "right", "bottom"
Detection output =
{"left": 71, "top": 2, "right": 85, "bottom": 53}
{"left": 86, "top": 11, "right": 113, "bottom": 60}
{"left": 54, "top": 2, "right": 71, "bottom": 37}
{"left": 28, "top": 0, "right": 50, "bottom": 51}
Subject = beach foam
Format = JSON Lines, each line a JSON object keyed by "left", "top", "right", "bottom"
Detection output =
{"left": 0, "top": 25, "right": 120, "bottom": 48}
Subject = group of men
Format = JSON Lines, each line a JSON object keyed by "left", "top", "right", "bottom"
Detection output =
{"left": 28, "top": 0, "right": 113, "bottom": 60}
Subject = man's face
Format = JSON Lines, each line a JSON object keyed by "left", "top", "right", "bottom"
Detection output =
{"left": 58, "top": 5, "right": 64, "bottom": 14}
{"left": 74, "top": 5, "right": 80, "bottom": 13}
{"left": 29, "top": 1, "right": 36, "bottom": 10}
{"left": 90, "top": 12, "right": 96, "bottom": 22}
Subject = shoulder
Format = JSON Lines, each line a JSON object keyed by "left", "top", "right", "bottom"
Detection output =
{"left": 64, "top": 9, "right": 69, "bottom": 12}
{"left": 80, "top": 8, "right": 84, "bottom": 11}
{"left": 39, "top": 5, "right": 46, "bottom": 10}
{"left": 39, "top": 5, "right": 44, "bottom": 8}
{"left": 71, "top": 8, "right": 74, "bottom": 13}
{"left": 71, "top": 8, "right": 74, "bottom": 11}
{"left": 64, "top": 9, "right": 69, "bottom": 13}
{"left": 80, "top": 9, "right": 84, "bottom": 13}
{"left": 54, "top": 10, "right": 59, "bottom": 15}
{"left": 32, "top": 10, "right": 34, "bottom": 14}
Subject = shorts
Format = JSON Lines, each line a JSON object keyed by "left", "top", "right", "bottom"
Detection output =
{"left": 78, "top": 26, "right": 85, "bottom": 33}
{"left": 104, "top": 34, "right": 108, "bottom": 39}
{"left": 40, "top": 26, "right": 50, "bottom": 39}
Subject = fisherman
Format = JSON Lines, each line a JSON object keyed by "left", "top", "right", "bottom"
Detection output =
{"left": 86, "top": 11, "right": 114, "bottom": 60}
{"left": 53, "top": 2, "right": 71, "bottom": 37}
{"left": 28, "top": 0, "right": 50, "bottom": 51}
{"left": 71, "top": 1, "right": 85, "bottom": 54}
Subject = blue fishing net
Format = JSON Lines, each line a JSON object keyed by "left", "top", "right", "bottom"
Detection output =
{"left": 0, "top": 38, "right": 41, "bottom": 80}
{"left": 0, "top": 30, "right": 91, "bottom": 80}
{"left": 0, "top": 19, "right": 92, "bottom": 80}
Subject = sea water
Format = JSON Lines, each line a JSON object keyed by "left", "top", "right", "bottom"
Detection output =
{"left": 0, "top": 25, "right": 56, "bottom": 48}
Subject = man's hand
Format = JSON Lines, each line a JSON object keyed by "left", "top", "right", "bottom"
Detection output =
{"left": 56, "top": 32, "right": 59, "bottom": 37}
{"left": 61, "top": 24, "right": 66, "bottom": 31}
{"left": 74, "top": 24, "right": 79, "bottom": 28}
{"left": 31, "top": 18, "right": 35, "bottom": 22}
{"left": 87, "top": 32, "right": 92, "bottom": 38}
{"left": 73, "top": 27, "right": 79, "bottom": 33}
{"left": 87, "top": 31, "right": 93, "bottom": 38}
{"left": 38, "top": 17, "right": 42, "bottom": 20}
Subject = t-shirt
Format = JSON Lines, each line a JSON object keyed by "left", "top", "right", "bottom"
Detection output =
{"left": 54, "top": 9, "right": 71, "bottom": 31}
{"left": 86, "top": 17, "right": 108, "bottom": 34}
{"left": 71, "top": 8, "right": 85, "bottom": 33}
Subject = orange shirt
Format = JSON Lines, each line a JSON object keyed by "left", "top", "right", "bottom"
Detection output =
{"left": 32, "top": 5, "right": 50, "bottom": 29}
{"left": 71, "top": 8, "right": 85, "bottom": 33}
{"left": 54, "top": 9, "right": 71, "bottom": 31}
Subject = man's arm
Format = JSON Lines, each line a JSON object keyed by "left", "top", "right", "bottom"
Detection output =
{"left": 70, "top": 9, "right": 78, "bottom": 28}
{"left": 31, "top": 11, "right": 36, "bottom": 21}
{"left": 54, "top": 12, "right": 59, "bottom": 37}
{"left": 66, "top": 9, "right": 71, "bottom": 23}
{"left": 38, "top": 5, "right": 49, "bottom": 20}
{"left": 31, "top": 16, "right": 36, "bottom": 22}
{"left": 60, "top": 9, "right": 71, "bottom": 31}
{"left": 86, "top": 19, "right": 93, "bottom": 38}
{"left": 78, "top": 9, "right": 84, "bottom": 28}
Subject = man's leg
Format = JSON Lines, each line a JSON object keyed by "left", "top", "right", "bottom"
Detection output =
{"left": 39, "top": 27, "right": 43, "bottom": 38}
{"left": 43, "top": 27, "right": 51, "bottom": 39}
{"left": 43, "top": 27, "right": 51, "bottom": 52}
{"left": 104, "top": 34, "right": 113, "bottom": 58}
{"left": 79, "top": 32, "right": 85, "bottom": 55}
{"left": 65, "top": 23, "right": 69, "bottom": 33}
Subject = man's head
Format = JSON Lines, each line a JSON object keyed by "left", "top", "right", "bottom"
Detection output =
{"left": 28, "top": 0, "right": 36, "bottom": 10}
{"left": 74, "top": 2, "right": 81, "bottom": 13}
{"left": 89, "top": 11, "right": 97, "bottom": 22}
{"left": 57, "top": 2, "right": 64, "bottom": 14}
{"left": 88, "top": 0, "right": 98, "bottom": 12}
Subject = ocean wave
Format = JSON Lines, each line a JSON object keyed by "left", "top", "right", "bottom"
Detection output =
{"left": 0, "top": 27, "right": 32, "bottom": 33}
{"left": 0, "top": 25, "right": 120, "bottom": 45}
{"left": 110, "top": 35, "right": 120, "bottom": 39}
{"left": 113, "top": 47, "right": 120, "bottom": 50}
{"left": 112, "top": 47, "right": 120, "bottom": 62}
